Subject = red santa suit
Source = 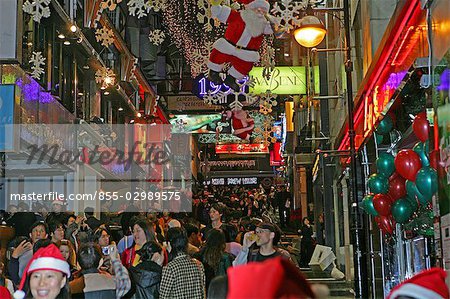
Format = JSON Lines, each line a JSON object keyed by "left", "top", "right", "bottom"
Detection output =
{"left": 207, "top": 0, "right": 273, "bottom": 80}
{"left": 231, "top": 110, "right": 254, "bottom": 140}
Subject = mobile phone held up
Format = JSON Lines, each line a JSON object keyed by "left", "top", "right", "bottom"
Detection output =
{"left": 102, "top": 246, "right": 110, "bottom": 256}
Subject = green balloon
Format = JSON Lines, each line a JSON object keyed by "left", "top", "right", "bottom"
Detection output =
{"left": 376, "top": 115, "right": 393, "bottom": 135}
{"left": 405, "top": 180, "right": 428, "bottom": 204}
{"left": 416, "top": 167, "right": 438, "bottom": 201}
{"left": 376, "top": 153, "right": 395, "bottom": 177}
{"left": 406, "top": 195, "right": 419, "bottom": 211}
{"left": 391, "top": 198, "right": 414, "bottom": 224}
{"left": 362, "top": 194, "right": 378, "bottom": 216}
{"left": 375, "top": 133, "right": 384, "bottom": 145}
{"left": 413, "top": 141, "right": 430, "bottom": 167}
{"left": 368, "top": 173, "right": 389, "bottom": 194}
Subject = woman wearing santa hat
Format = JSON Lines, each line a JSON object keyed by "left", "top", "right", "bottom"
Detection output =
{"left": 13, "top": 244, "right": 71, "bottom": 299}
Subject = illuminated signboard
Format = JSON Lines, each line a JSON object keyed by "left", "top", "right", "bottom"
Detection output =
{"left": 363, "top": 71, "right": 408, "bottom": 138}
{"left": 167, "top": 95, "right": 221, "bottom": 111}
{"left": 207, "top": 177, "right": 258, "bottom": 185}
{"left": 215, "top": 143, "right": 269, "bottom": 154}
{"left": 170, "top": 114, "right": 221, "bottom": 133}
{"left": 249, "top": 66, "right": 320, "bottom": 95}
{"left": 192, "top": 75, "right": 249, "bottom": 99}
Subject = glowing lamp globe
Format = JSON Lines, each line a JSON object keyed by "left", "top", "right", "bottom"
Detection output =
{"left": 294, "top": 16, "right": 327, "bottom": 48}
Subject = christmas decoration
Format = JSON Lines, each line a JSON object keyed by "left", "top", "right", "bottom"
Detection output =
{"left": 190, "top": 41, "right": 214, "bottom": 77}
{"left": 95, "top": 67, "right": 115, "bottom": 89}
{"left": 207, "top": 0, "right": 280, "bottom": 92}
{"left": 148, "top": 29, "right": 166, "bottom": 46}
{"left": 259, "top": 91, "right": 277, "bottom": 115}
{"left": 127, "top": 0, "right": 151, "bottom": 18}
{"left": 148, "top": 0, "right": 166, "bottom": 12}
{"left": 259, "top": 37, "right": 276, "bottom": 79}
{"left": 368, "top": 173, "right": 389, "bottom": 194}
{"left": 23, "top": 0, "right": 51, "bottom": 23}
{"left": 208, "top": 160, "right": 255, "bottom": 167}
{"left": 29, "top": 51, "right": 46, "bottom": 80}
{"left": 100, "top": 0, "right": 122, "bottom": 11}
{"left": 270, "top": 0, "right": 307, "bottom": 33}
{"left": 95, "top": 27, "right": 115, "bottom": 47}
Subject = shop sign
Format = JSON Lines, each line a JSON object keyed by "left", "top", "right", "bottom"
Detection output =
{"left": 249, "top": 66, "right": 320, "bottom": 95}
{"left": 167, "top": 95, "right": 221, "bottom": 111}
{"left": 0, "top": 85, "right": 15, "bottom": 151}
{"left": 215, "top": 143, "right": 269, "bottom": 154}
{"left": 208, "top": 177, "right": 258, "bottom": 185}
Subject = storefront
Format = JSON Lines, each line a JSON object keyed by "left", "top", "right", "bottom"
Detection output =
{"left": 334, "top": 0, "right": 450, "bottom": 296}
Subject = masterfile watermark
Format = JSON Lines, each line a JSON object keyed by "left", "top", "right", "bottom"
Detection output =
{"left": 1, "top": 124, "right": 192, "bottom": 213}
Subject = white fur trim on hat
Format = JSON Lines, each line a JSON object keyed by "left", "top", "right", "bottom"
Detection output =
{"left": 388, "top": 283, "right": 445, "bottom": 299}
{"left": 13, "top": 289, "right": 25, "bottom": 299}
{"left": 246, "top": 0, "right": 270, "bottom": 12}
{"left": 28, "top": 257, "right": 71, "bottom": 278}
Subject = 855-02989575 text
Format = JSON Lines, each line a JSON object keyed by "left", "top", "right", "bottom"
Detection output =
{"left": 9, "top": 191, "right": 181, "bottom": 202}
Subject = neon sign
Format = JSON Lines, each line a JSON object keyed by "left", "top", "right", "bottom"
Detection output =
{"left": 193, "top": 75, "right": 249, "bottom": 98}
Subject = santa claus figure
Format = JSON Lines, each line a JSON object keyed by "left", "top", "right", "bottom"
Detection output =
{"left": 222, "top": 109, "right": 255, "bottom": 141}
{"left": 207, "top": 0, "right": 277, "bottom": 92}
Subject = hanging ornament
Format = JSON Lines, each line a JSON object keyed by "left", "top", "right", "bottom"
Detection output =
{"left": 259, "top": 91, "right": 277, "bottom": 115}
{"left": 148, "top": 29, "right": 166, "bottom": 46}
{"left": 23, "top": 0, "right": 51, "bottom": 23}
{"left": 95, "top": 27, "right": 115, "bottom": 47}
{"left": 100, "top": 0, "right": 122, "bottom": 11}
{"left": 148, "top": 0, "right": 166, "bottom": 12}
{"left": 270, "top": 0, "right": 307, "bottom": 33}
{"left": 29, "top": 51, "right": 46, "bottom": 80}
{"left": 260, "top": 37, "right": 276, "bottom": 80}
{"left": 95, "top": 67, "right": 115, "bottom": 89}
{"left": 190, "top": 41, "right": 214, "bottom": 77}
{"left": 127, "top": 0, "right": 151, "bottom": 18}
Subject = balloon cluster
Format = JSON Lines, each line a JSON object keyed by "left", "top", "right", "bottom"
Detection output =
{"left": 361, "top": 112, "right": 438, "bottom": 236}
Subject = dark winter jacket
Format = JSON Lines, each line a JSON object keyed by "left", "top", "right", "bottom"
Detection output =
{"left": 128, "top": 261, "right": 162, "bottom": 299}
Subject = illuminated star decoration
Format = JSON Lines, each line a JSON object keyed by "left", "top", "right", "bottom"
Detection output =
{"left": 95, "top": 27, "right": 115, "bottom": 47}
{"left": 29, "top": 51, "right": 46, "bottom": 80}
{"left": 95, "top": 66, "right": 115, "bottom": 89}
{"left": 148, "top": 29, "right": 166, "bottom": 46}
{"left": 100, "top": 0, "right": 123, "bottom": 11}
{"left": 23, "top": 0, "right": 51, "bottom": 23}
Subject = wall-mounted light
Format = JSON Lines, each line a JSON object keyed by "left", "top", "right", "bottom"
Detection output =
{"left": 104, "top": 76, "right": 113, "bottom": 85}
{"left": 294, "top": 15, "right": 327, "bottom": 48}
{"left": 118, "top": 107, "right": 124, "bottom": 111}
{"left": 58, "top": 33, "right": 65, "bottom": 39}
{"left": 70, "top": 24, "right": 77, "bottom": 33}
{"left": 63, "top": 40, "right": 71, "bottom": 45}
{"left": 104, "top": 91, "right": 110, "bottom": 95}
{"left": 137, "top": 112, "right": 142, "bottom": 118}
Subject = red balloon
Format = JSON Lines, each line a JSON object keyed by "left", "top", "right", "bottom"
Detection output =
{"left": 373, "top": 194, "right": 392, "bottom": 216}
{"left": 388, "top": 174, "right": 406, "bottom": 201}
{"left": 412, "top": 112, "right": 429, "bottom": 142}
{"left": 375, "top": 216, "right": 394, "bottom": 235}
{"left": 394, "top": 149, "right": 422, "bottom": 181}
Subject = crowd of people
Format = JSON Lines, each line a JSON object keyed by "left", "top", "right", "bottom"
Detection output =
{"left": 0, "top": 185, "right": 446, "bottom": 299}
{"left": 0, "top": 184, "right": 322, "bottom": 299}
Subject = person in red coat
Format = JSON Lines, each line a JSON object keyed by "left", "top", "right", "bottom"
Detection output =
{"left": 207, "top": 0, "right": 276, "bottom": 91}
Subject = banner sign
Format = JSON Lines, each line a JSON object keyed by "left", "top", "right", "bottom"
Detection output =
{"left": 0, "top": 85, "right": 15, "bottom": 151}
{"left": 208, "top": 160, "right": 256, "bottom": 168}
{"left": 208, "top": 177, "right": 259, "bottom": 186}
{"left": 215, "top": 143, "right": 269, "bottom": 154}
{"left": 167, "top": 95, "right": 221, "bottom": 111}
{"left": 249, "top": 66, "right": 320, "bottom": 95}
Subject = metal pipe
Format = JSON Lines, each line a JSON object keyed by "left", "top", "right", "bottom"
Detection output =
{"left": 312, "top": 47, "right": 349, "bottom": 52}
{"left": 343, "top": 0, "right": 368, "bottom": 297}
{"left": 313, "top": 95, "right": 342, "bottom": 100}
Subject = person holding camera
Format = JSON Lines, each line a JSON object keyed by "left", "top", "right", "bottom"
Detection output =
{"left": 70, "top": 243, "right": 131, "bottom": 298}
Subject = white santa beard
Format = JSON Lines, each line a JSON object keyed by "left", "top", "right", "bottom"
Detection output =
{"left": 241, "top": 9, "right": 267, "bottom": 37}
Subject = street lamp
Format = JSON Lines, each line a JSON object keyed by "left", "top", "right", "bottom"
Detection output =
{"left": 293, "top": 1, "right": 368, "bottom": 298}
{"left": 294, "top": 16, "right": 327, "bottom": 48}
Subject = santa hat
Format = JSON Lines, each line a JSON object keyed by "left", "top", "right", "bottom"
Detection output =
{"left": 14, "top": 244, "right": 71, "bottom": 299}
{"left": 238, "top": 0, "right": 270, "bottom": 12}
{"left": 0, "top": 286, "right": 10, "bottom": 299}
{"left": 226, "top": 257, "right": 316, "bottom": 298}
{"left": 387, "top": 268, "right": 449, "bottom": 299}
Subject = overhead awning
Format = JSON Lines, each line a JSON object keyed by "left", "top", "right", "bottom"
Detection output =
{"left": 336, "top": 0, "right": 427, "bottom": 153}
